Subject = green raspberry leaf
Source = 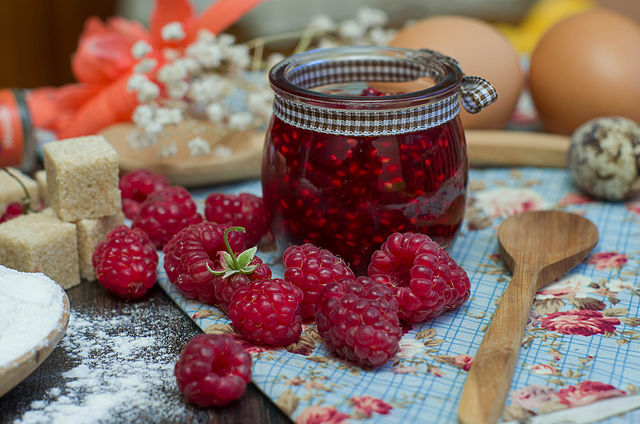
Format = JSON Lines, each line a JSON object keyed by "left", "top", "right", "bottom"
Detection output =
{"left": 223, "top": 269, "right": 238, "bottom": 279}
{"left": 236, "top": 246, "right": 257, "bottom": 269}
{"left": 221, "top": 251, "right": 236, "bottom": 269}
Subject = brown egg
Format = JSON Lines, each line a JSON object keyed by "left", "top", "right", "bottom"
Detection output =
{"left": 529, "top": 10, "right": 640, "bottom": 135}
{"left": 389, "top": 15, "right": 523, "bottom": 129}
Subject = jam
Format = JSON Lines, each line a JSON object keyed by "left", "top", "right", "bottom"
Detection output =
{"left": 262, "top": 115, "right": 468, "bottom": 274}
{"left": 262, "top": 47, "right": 496, "bottom": 275}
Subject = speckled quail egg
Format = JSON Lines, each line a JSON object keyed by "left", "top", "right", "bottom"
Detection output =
{"left": 568, "top": 117, "right": 640, "bottom": 201}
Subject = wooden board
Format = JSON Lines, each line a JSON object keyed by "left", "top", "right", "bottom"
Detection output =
{"left": 0, "top": 291, "right": 70, "bottom": 398}
{"left": 101, "top": 124, "right": 571, "bottom": 187}
{"left": 101, "top": 122, "right": 265, "bottom": 187}
{"left": 466, "top": 129, "right": 570, "bottom": 168}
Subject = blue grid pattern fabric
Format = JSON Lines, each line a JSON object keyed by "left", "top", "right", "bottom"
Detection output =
{"left": 157, "top": 168, "right": 640, "bottom": 423}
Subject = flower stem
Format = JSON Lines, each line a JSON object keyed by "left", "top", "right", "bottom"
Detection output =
{"left": 1, "top": 167, "right": 32, "bottom": 214}
{"left": 244, "top": 29, "right": 311, "bottom": 48}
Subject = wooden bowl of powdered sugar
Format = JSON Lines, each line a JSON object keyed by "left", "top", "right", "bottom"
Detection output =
{"left": 0, "top": 265, "right": 70, "bottom": 397}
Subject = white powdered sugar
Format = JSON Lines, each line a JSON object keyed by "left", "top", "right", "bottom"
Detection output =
{"left": 14, "top": 303, "right": 189, "bottom": 424}
{"left": 0, "top": 265, "right": 65, "bottom": 367}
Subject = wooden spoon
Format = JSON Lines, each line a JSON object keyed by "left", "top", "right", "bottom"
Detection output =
{"left": 458, "top": 210, "right": 598, "bottom": 424}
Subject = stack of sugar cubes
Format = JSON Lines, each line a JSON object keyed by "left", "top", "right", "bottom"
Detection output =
{"left": 0, "top": 136, "right": 124, "bottom": 289}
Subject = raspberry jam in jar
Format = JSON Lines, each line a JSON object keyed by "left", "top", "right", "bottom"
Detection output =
{"left": 262, "top": 47, "right": 496, "bottom": 274}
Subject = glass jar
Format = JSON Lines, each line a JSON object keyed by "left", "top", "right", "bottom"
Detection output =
{"left": 262, "top": 47, "right": 496, "bottom": 274}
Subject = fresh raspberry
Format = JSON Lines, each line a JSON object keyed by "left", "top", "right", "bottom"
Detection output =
{"left": 368, "top": 232, "right": 470, "bottom": 324}
{"left": 0, "top": 202, "right": 23, "bottom": 223}
{"left": 283, "top": 243, "right": 354, "bottom": 320}
{"left": 164, "top": 223, "right": 271, "bottom": 308}
{"left": 316, "top": 276, "right": 401, "bottom": 367}
{"left": 133, "top": 186, "right": 202, "bottom": 249}
{"left": 92, "top": 225, "right": 158, "bottom": 299}
{"left": 119, "top": 169, "right": 170, "bottom": 219}
{"left": 227, "top": 278, "right": 303, "bottom": 347}
{"left": 204, "top": 193, "right": 268, "bottom": 246}
{"left": 174, "top": 334, "right": 252, "bottom": 407}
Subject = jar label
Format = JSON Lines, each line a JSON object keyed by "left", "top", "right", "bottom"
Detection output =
{"left": 0, "top": 89, "right": 24, "bottom": 167}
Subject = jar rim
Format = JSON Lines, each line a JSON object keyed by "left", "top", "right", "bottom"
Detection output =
{"left": 268, "top": 46, "right": 463, "bottom": 109}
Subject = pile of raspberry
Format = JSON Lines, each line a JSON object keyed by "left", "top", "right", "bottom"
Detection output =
{"left": 167, "top": 227, "right": 470, "bottom": 377}
{"left": 95, "top": 171, "right": 271, "bottom": 301}
{"left": 111, "top": 170, "right": 472, "bottom": 408}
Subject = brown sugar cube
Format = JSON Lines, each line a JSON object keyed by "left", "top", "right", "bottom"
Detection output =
{"left": 44, "top": 135, "right": 121, "bottom": 221}
{"left": 0, "top": 167, "right": 39, "bottom": 214}
{"left": 76, "top": 212, "right": 124, "bottom": 281}
{"left": 0, "top": 208, "right": 80, "bottom": 289}
{"left": 35, "top": 170, "right": 48, "bottom": 206}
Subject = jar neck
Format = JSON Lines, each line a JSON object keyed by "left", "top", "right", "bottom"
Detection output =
{"left": 272, "top": 92, "right": 460, "bottom": 137}
{"left": 269, "top": 47, "right": 464, "bottom": 136}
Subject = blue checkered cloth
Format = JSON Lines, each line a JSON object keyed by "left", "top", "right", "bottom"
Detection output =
{"left": 158, "top": 168, "right": 640, "bottom": 423}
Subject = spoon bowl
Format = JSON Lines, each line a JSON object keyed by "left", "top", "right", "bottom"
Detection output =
{"left": 498, "top": 210, "right": 599, "bottom": 290}
{"left": 458, "top": 210, "right": 598, "bottom": 424}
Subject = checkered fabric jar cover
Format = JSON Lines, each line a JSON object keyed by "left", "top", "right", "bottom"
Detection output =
{"left": 270, "top": 47, "right": 497, "bottom": 137}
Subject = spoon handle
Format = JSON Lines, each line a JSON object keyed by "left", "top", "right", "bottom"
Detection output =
{"left": 458, "top": 266, "right": 537, "bottom": 424}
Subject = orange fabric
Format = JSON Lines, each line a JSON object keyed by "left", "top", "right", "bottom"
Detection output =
{"left": 26, "top": 84, "right": 98, "bottom": 130}
{"left": 57, "top": 73, "right": 138, "bottom": 138}
{"left": 193, "top": 0, "right": 265, "bottom": 39}
{"left": 149, "top": 0, "right": 195, "bottom": 50}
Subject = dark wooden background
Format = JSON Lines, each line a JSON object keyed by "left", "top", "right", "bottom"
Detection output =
{"left": 1, "top": 0, "right": 638, "bottom": 89}
{"left": 0, "top": 280, "right": 291, "bottom": 424}
{"left": 0, "top": 1, "right": 117, "bottom": 88}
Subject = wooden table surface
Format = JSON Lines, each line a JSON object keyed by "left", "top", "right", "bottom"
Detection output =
{"left": 0, "top": 280, "right": 292, "bottom": 424}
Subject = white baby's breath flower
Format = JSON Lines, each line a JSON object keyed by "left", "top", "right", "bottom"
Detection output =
{"left": 163, "top": 48, "right": 181, "bottom": 62}
{"left": 226, "top": 45, "right": 250, "bottom": 69}
{"left": 196, "top": 29, "right": 216, "bottom": 43}
{"left": 128, "top": 131, "right": 157, "bottom": 150}
{"left": 176, "top": 57, "right": 199, "bottom": 73}
{"left": 339, "top": 19, "right": 366, "bottom": 39}
{"left": 158, "top": 141, "right": 178, "bottom": 158}
{"left": 206, "top": 103, "right": 225, "bottom": 123}
{"left": 248, "top": 91, "right": 273, "bottom": 119}
{"left": 188, "top": 75, "right": 227, "bottom": 103}
{"left": 144, "top": 120, "right": 163, "bottom": 134}
{"left": 217, "top": 33, "right": 236, "bottom": 48}
{"left": 228, "top": 112, "right": 253, "bottom": 130}
{"left": 157, "top": 61, "right": 188, "bottom": 84}
{"left": 187, "top": 137, "right": 211, "bottom": 156}
{"left": 137, "top": 80, "right": 160, "bottom": 102}
{"left": 213, "top": 145, "right": 232, "bottom": 158}
{"left": 356, "top": 7, "right": 388, "bottom": 28}
{"left": 186, "top": 41, "right": 223, "bottom": 69}
{"left": 166, "top": 81, "right": 190, "bottom": 100}
{"left": 155, "top": 107, "right": 183, "bottom": 126}
{"left": 309, "top": 14, "right": 336, "bottom": 32}
{"left": 265, "top": 53, "right": 285, "bottom": 70}
{"left": 134, "top": 58, "right": 157, "bottom": 74}
{"left": 318, "top": 38, "right": 339, "bottom": 49}
{"left": 132, "top": 105, "right": 154, "bottom": 127}
{"left": 161, "top": 22, "right": 186, "bottom": 41}
{"left": 131, "top": 40, "right": 152, "bottom": 59}
{"left": 368, "top": 27, "right": 396, "bottom": 46}
{"left": 127, "top": 74, "right": 148, "bottom": 91}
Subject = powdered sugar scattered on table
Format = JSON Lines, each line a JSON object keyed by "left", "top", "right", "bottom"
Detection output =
{"left": 14, "top": 302, "right": 188, "bottom": 424}
{"left": 0, "top": 265, "right": 65, "bottom": 368}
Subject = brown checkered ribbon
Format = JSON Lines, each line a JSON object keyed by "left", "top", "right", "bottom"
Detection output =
{"left": 460, "top": 76, "right": 498, "bottom": 114}
{"left": 273, "top": 53, "right": 497, "bottom": 136}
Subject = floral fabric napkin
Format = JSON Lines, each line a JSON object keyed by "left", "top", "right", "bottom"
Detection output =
{"left": 158, "top": 167, "right": 640, "bottom": 423}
